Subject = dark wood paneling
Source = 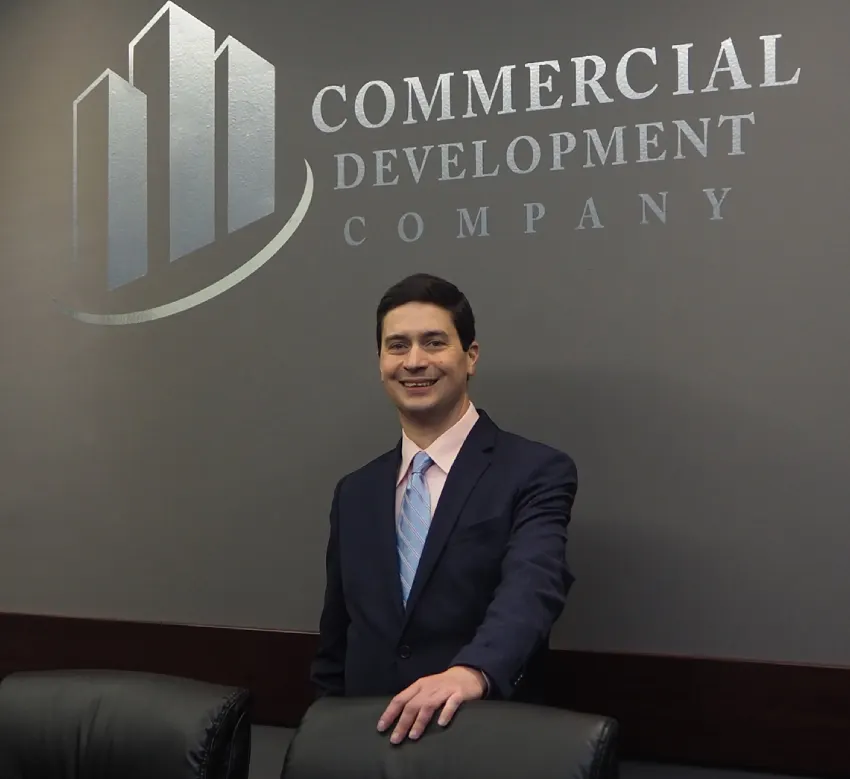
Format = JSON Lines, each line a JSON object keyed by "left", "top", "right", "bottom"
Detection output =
{"left": 1, "top": 612, "right": 848, "bottom": 778}
{"left": 545, "top": 649, "right": 850, "bottom": 778}
{"left": 0, "top": 613, "right": 316, "bottom": 726}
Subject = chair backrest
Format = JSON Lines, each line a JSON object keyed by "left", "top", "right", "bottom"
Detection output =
{"left": 0, "top": 669, "right": 251, "bottom": 779}
{"left": 281, "top": 696, "right": 618, "bottom": 779}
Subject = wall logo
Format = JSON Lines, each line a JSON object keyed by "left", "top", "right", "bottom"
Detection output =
{"left": 63, "top": 1, "right": 312, "bottom": 325}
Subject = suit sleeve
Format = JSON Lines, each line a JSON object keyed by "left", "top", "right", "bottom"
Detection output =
{"left": 451, "top": 450, "right": 577, "bottom": 699}
{"left": 310, "top": 477, "right": 349, "bottom": 697}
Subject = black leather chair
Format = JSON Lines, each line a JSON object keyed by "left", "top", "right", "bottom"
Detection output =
{"left": 281, "top": 696, "right": 619, "bottom": 779}
{"left": 0, "top": 669, "right": 251, "bottom": 779}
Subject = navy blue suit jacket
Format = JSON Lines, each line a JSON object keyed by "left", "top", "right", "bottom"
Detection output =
{"left": 311, "top": 410, "right": 577, "bottom": 702}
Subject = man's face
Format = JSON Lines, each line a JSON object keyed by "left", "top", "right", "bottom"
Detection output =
{"left": 379, "top": 302, "right": 478, "bottom": 420}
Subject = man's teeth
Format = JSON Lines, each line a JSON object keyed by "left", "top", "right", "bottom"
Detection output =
{"left": 403, "top": 380, "right": 436, "bottom": 387}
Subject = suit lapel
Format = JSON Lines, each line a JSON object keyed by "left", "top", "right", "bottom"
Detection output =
{"left": 401, "top": 412, "right": 497, "bottom": 626}
{"left": 373, "top": 443, "right": 406, "bottom": 624}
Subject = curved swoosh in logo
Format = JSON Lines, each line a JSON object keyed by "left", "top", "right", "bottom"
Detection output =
{"left": 61, "top": 2, "right": 312, "bottom": 327}
{"left": 59, "top": 160, "right": 313, "bottom": 326}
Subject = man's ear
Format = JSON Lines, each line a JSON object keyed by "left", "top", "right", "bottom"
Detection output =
{"left": 466, "top": 341, "right": 479, "bottom": 378}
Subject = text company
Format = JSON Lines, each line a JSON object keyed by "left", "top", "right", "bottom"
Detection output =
{"left": 310, "top": 34, "right": 801, "bottom": 243}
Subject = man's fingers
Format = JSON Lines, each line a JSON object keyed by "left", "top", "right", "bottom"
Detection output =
{"left": 377, "top": 701, "right": 400, "bottom": 732}
{"left": 437, "top": 692, "right": 464, "bottom": 727}
{"left": 381, "top": 672, "right": 474, "bottom": 743}
{"left": 377, "top": 685, "right": 417, "bottom": 731}
{"left": 390, "top": 699, "right": 424, "bottom": 744}
{"left": 408, "top": 697, "right": 442, "bottom": 740}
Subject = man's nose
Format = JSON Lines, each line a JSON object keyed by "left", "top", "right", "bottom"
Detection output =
{"left": 403, "top": 345, "right": 427, "bottom": 370}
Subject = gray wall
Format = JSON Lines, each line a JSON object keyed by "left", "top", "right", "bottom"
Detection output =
{"left": 1, "top": 0, "right": 848, "bottom": 666}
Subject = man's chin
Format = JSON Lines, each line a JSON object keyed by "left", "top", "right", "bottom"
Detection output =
{"left": 400, "top": 399, "right": 439, "bottom": 415}
{"left": 396, "top": 396, "right": 441, "bottom": 418}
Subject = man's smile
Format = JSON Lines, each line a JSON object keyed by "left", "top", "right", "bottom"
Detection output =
{"left": 399, "top": 378, "right": 439, "bottom": 390}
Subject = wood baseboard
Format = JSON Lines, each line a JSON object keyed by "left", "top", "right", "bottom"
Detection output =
{"left": 0, "top": 612, "right": 847, "bottom": 778}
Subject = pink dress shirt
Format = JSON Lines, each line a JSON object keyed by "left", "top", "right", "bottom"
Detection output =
{"left": 395, "top": 403, "right": 480, "bottom": 518}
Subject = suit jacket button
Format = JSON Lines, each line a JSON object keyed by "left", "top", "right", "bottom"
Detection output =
{"left": 398, "top": 645, "right": 411, "bottom": 659}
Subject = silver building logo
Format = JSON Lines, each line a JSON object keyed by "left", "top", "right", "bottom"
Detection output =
{"left": 65, "top": 1, "right": 312, "bottom": 325}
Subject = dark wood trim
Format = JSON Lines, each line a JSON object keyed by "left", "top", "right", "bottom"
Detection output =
{"left": 0, "top": 613, "right": 317, "bottom": 728}
{"left": 1, "top": 612, "right": 848, "bottom": 778}
{"left": 544, "top": 649, "right": 850, "bottom": 778}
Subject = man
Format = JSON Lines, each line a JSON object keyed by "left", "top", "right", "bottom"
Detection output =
{"left": 311, "top": 273, "right": 577, "bottom": 744}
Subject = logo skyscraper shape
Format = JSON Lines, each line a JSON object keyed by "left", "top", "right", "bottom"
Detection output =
{"left": 73, "top": 1, "right": 276, "bottom": 291}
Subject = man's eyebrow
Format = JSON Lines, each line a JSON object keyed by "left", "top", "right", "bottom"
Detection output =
{"left": 384, "top": 330, "right": 448, "bottom": 342}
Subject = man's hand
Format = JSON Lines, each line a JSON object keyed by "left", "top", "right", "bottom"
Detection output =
{"left": 376, "top": 666, "right": 486, "bottom": 744}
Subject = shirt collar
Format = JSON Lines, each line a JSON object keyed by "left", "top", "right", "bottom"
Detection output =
{"left": 397, "top": 402, "right": 480, "bottom": 485}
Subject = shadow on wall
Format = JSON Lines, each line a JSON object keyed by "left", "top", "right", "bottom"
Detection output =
{"left": 475, "top": 366, "right": 850, "bottom": 663}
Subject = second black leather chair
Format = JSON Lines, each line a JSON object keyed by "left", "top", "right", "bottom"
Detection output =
{"left": 281, "top": 696, "right": 619, "bottom": 779}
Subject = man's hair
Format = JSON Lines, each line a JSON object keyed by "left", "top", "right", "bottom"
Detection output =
{"left": 376, "top": 273, "right": 476, "bottom": 351}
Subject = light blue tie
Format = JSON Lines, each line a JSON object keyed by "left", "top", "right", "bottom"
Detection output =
{"left": 397, "top": 451, "right": 434, "bottom": 606}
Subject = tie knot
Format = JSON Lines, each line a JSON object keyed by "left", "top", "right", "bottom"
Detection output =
{"left": 411, "top": 451, "right": 433, "bottom": 475}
